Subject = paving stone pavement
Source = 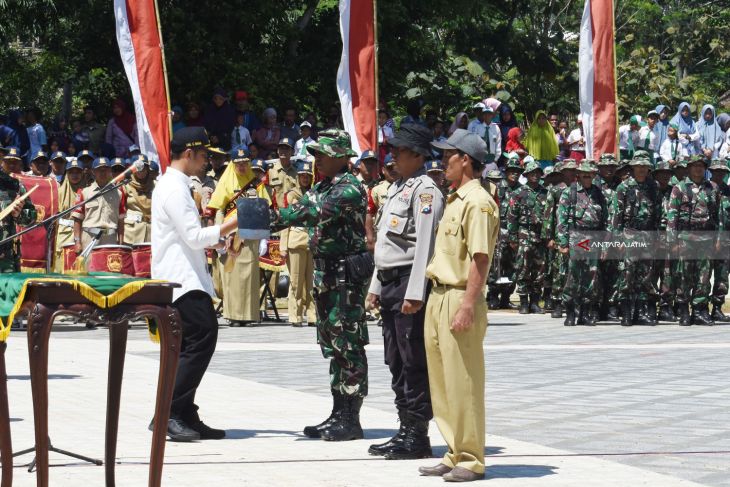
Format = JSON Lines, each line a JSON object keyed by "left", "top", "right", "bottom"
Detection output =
{"left": 5, "top": 309, "right": 730, "bottom": 486}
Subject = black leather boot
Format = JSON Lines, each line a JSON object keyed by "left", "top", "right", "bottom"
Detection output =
{"left": 583, "top": 305, "right": 597, "bottom": 326}
{"left": 551, "top": 302, "right": 563, "bottom": 319}
{"left": 304, "top": 391, "right": 344, "bottom": 438}
{"left": 635, "top": 301, "right": 656, "bottom": 326}
{"left": 646, "top": 299, "right": 658, "bottom": 323}
{"left": 383, "top": 415, "right": 433, "bottom": 460}
{"left": 543, "top": 288, "right": 554, "bottom": 311}
{"left": 321, "top": 395, "right": 364, "bottom": 441}
{"left": 620, "top": 300, "right": 633, "bottom": 326}
{"left": 529, "top": 293, "right": 543, "bottom": 314}
{"left": 487, "top": 291, "right": 500, "bottom": 310}
{"left": 369, "top": 411, "right": 406, "bottom": 456}
{"left": 500, "top": 293, "right": 518, "bottom": 310}
{"left": 711, "top": 304, "right": 730, "bottom": 323}
{"left": 692, "top": 305, "right": 715, "bottom": 326}
{"left": 518, "top": 295, "right": 529, "bottom": 314}
{"left": 677, "top": 303, "right": 691, "bottom": 326}
{"left": 657, "top": 303, "right": 676, "bottom": 322}
{"left": 605, "top": 304, "right": 620, "bottom": 321}
{"left": 576, "top": 304, "right": 586, "bottom": 326}
{"left": 564, "top": 303, "right": 576, "bottom": 326}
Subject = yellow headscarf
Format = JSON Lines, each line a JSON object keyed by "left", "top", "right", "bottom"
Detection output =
{"left": 525, "top": 110, "right": 559, "bottom": 161}
{"left": 207, "top": 162, "right": 256, "bottom": 211}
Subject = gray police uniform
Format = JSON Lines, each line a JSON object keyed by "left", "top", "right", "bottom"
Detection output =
{"left": 368, "top": 169, "right": 444, "bottom": 421}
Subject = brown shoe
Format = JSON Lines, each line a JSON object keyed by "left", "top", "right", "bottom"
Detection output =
{"left": 418, "top": 463, "right": 452, "bottom": 476}
{"left": 443, "top": 466, "right": 484, "bottom": 482}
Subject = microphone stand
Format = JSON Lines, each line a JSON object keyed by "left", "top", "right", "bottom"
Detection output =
{"left": 7, "top": 177, "right": 130, "bottom": 471}
{"left": 0, "top": 178, "right": 130, "bottom": 274}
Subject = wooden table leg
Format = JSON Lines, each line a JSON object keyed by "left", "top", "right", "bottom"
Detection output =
{"left": 148, "top": 307, "right": 181, "bottom": 487}
{"left": 27, "top": 303, "right": 55, "bottom": 487}
{"left": 105, "top": 320, "right": 128, "bottom": 487}
{"left": 0, "top": 342, "right": 12, "bottom": 487}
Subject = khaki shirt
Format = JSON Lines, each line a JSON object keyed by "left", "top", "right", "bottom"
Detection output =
{"left": 426, "top": 179, "right": 499, "bottom": 288}
{"left": 72, "top": 182, "right": 126, "bottom": 231}
{"left": 268, "top": 159, "right": 298, "bottom": 209}
{"left": 123, "top": 180, "right": 154, "bottom": 244}
{"left": 370, "top": 180, "right": 391, "bottom": 216}
{"left": 280, "top": 187, "right": 310, "bottom": 252}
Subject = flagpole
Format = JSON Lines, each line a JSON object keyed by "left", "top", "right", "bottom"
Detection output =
{"left": 611, "top": 0, "right": 618, "bottom": 158}
{"left": 373, "top": 0, "right": 379, "bottom": 151}
{"left": 153, "top": 0, "right": 173, "bottom": 153}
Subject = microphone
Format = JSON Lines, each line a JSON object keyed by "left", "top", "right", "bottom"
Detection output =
{"left": 104, "top": 159, "right": 146, "bottom": 189}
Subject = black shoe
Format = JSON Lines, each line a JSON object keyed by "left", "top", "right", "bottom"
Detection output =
{"left": 304, "top": 391, "right": 344, "bottom": 438}
{"left": 500, "top": 294, "right": 518, "bottom": 310}
{"left": 543, "top": 289, "right": 554, "bottom": 311}
{"left": 518, "top": 295, "right": 529, "bottom": 314}
{"left": 320, "top": 395, "right": 364, "bottom": 441}
{"left": 677, "top": 303, "right": 691, "bottom": 326}
{"left": 658, "top": 304, "right": 677, "bottom": 322}
{"left": 529, "top": 293, "right": 543, "bottom": 314}
{"left": 711, "top": 305, "right": 730, "bottom": 323}
{"left": 149, "top": 418, "right": 200, "bottom": 442}
{"left": 487, "top": 292, "right": 500, "bottom": 310}
{"left": 563, "top": 303, "right": 576, "bottom": 326}
{"left": 646, "top": 300, "right": 658, "bottom": 323}
{"left": 550, "top": 302, "right": 563, "bottom": 319}
{"left": 605, "top": 305, "right": 620, "bottom": 321}
{"left": 620, "top": 300, "right": 633, "bottom": 326}
{"left": 692, "top": 306, "right": 715, "bottom": 326}
{"left": 369, "top": 412, "right": 406, "bottom": 456}
{"left": 635, "top": 301, "right": 656, "bottom": 326}
{"left": 383, "top": 415, "right": 432, "bottom": 460}
{"left": 189, "top": 420, "right": 226, "bottom": 440}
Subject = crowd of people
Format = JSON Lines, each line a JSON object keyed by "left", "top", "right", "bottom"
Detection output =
{"left": 2, "top": 88, "right": 730, "bottom": 481}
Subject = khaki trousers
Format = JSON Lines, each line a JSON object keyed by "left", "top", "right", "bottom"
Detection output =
{"left": 222, "top": 240, "right": 260, "bottom": 321}
{"left": 424, "top": 285, "right": 488, "bottom": 474}
{"left": 286, "top": 248, "right": 317, "bottom": 323}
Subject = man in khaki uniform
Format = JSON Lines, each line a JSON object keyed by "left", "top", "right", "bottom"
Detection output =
{"left": 280, "top": 159, "right": 317, "bottom": 327}
{"left": 123, "top": 154, "right": 155, "bottom": 244}
{"left": 72, "top": 157, "right": 126, "bottom": 252}
{"left": 268, "top": 137, "right": 298, "bottom": 209}
{"left": 419, "top": 129, "right": 498, "bottom": 482}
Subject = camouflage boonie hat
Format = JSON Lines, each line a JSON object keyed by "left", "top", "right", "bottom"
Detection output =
{"left": 630, "top": 151, "right": 652, "bottom": 167}
{"left": 551, "top": 161, "right": 563, "bottom": 173}
{"left": 632, "top": 150, "right": 650, "bottom": 160}
{"left": 306, "top": 129, "right": 357, "bottom": 158}
{"left": 523, "top": 160, "right": 543, "bottom": 175}
{"left": 598, "top": 153, "right": 618, "bottom": 166}
{"left": 653, "top": 160, "right": 672, "bottom": 173}
{"left": 561, "top": 159, "right": 577, "bottom": 170}
{"left": 485, "top": 169, "right": 503, "bottom": 180}
{"left": 576, "top": 160, "right": 597, "bottom": 173}
{"left": 675, "top": 158, "right": 688, "bottom": 168}
{"left": 542, "top": 166, "right": 554, "bottom": 178}
{"left": 688, "top": 154, "right": 708, "bottom": 166}
{"left": 709, "top": 159, "right": 730, "bottom": 172}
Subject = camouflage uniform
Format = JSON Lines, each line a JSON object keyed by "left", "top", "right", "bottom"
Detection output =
{"left": 608, "top": 154, "right": 661, "bottom": 325}
{"left": 666, "top": 155, "right": 720, "bottom": 325}
{"left": 558, "top": 161, "right": 607, "bottom": 325}
{"left": 653, "top": 161, "right": 677, "bottom": 321}
{"left": 0, "top": 170, "right": 38, "bottom": 272}
{"left": 487, "top": 158, "right": 522, "bottom": 308}
{"left": 275, "top": 130, "right": 369, "bottom": 398}
{"left": 709, "top": 159, "right": 730, "bottom": 321}
{"left": 594, "top": 154, "right": 621, "bottom": 319}
{"left": 507, "top": 161, "right": 548, "bottom": 312}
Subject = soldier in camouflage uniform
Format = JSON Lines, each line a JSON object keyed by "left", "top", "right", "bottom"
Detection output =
{"left": 507, "top": 161, "right": 548, "bottom": 314}
{"left": 539, "top": 165, "right": 563, "bottom": 311}
{"left": 274, "top": 129, "right": 370, "bottom": 441}
{"left": 608, "top": 152, "right": 661, "bottom": 326}
{"left": 0, "top": 148, "right": 38, "bottom": 272}
{"left": 542, "top": 159, "right": 577, "bottom": 318}
{"left": 558, "top": 160, "right": 607, "bottom": 326}
{"left": 653, "top": 160, "right": 678, "bottom": 322}
{"left": 594, "top": 153, "right": 621, "bottom": 320}
{"left": 487, "top": 154, "right": 523, "bottom": 310}
{"left": 666, "top": 154, "right": 720, "bottom": 326}
{"left": 708, "top": 159, "right": 730, "bottom": 322}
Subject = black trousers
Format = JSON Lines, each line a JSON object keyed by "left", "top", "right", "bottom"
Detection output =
{"left": 380, "top": 276, "right": 432, "bottom": 421}
{"left": 170, "top": 290, "right": 218, "bottom": 422}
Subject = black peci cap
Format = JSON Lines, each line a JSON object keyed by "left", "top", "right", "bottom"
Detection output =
{"left": 171, "top": 127, "right": 210, "bottom": 154}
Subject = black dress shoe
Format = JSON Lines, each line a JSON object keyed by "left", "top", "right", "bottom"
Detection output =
{"left": 190, "top": 420, "right": 226, "bottom": 440}
{"left": 149, "top": 418, "right": 200, "bottom": 442}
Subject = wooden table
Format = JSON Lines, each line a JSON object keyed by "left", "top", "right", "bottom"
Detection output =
{"left": 0, "top": 280, "right": 182, "bottom": 487}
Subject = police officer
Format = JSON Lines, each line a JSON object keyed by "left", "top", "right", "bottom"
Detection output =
{"left": 274, "top": 129, "right": 370, "bottom": 441}
{"left": 419, "top": 129, "right": 497, "bottom": 482}
{"left": 366, "top": 124, "right": 444, "bottom": 460}
{"left": 425, "top": 159, "right": 446, "bottom": 194}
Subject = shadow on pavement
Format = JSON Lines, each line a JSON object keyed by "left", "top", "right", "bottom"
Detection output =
{"left": 432, "top": 445, "right": 506, "bottom": 457}
{"left": 8, "top": 374, "right": 81, "bottom": 381}
{"left": 486, "top": 464, "right": 558, "bottom": 479}
{"left": 224, "top": 429, "right": 301, "bottom": 440}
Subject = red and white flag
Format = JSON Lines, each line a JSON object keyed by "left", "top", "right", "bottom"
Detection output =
{"left": 337, "top": 0, "right": 377, "bottom": 156}
{"left": 579, "top": 0, "right": 618, "bottom": 159}
{"left": 114, "top": 0, "right": 171, "bottom": 171}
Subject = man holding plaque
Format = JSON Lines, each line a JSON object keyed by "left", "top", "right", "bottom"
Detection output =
{"left": 271, "top": 129, "right": 371, "bottom": 442}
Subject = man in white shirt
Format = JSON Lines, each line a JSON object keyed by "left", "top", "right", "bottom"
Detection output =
{"left": 151, "top": 127, "right": 238, "bottom": 442}
{"left": 482, "top": 106, "right": 502, "bottom": 165}
{"left": 467, "top": 102, "right": 487, "bottom": 138}
{"left": 638, "top": 110, "right": 660, "bottom": 162}
{"left": 294, "top": 121, "right": 315, "bottom": 157}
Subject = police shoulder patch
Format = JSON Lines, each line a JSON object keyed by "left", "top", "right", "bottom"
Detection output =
{"left": 419, "top": 193, "right": 434, "bottom": 205}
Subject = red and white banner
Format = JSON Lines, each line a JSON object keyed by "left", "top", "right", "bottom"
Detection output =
{"left": 579, "top": 0, "right": 618, "bottom": 159}
{"left": 114, "top": 0, "right": 171, "bottom": 171}
{"left": 337, "top": 0, "right": 377, "bottom": 156}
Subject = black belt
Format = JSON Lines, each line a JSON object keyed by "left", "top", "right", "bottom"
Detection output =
{"left": 377, "top": 265, "right": 411, "bottom": 284}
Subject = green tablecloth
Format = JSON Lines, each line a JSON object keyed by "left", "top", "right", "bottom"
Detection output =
{"left": 0, "top": 272, "right": 162, "bottom": 341}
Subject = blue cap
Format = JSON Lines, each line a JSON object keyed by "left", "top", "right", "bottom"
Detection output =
{"left": 111, "top": 157, "right": 127, "bottom": 168}
{"left": 4, "top": 147, "right": 22, "bottom": 160}
{"left": 230, "top": 148, "right": 251, "bottom": 162}
{"left": 92, "top": 157, "right": 110, "bottom": 169}
{"left": 31, "top": 151, "right": 49, "bottom": 162}
{"left": 297, "top": 160, "right": 314, "bottom": 175}
{"left": 65, "top": 158, "right": 83, "bottom": 171}
{"left": 278, "top": 138, "right": 294, "bottom": 149}
{"left": 425, "top": 160, "right": 443, "bottom": 172}
{"left": 358, "top": 149, "right": 378, "bottom": 162}
{"left": 50, "top": 151, "right": 67, "bottom": 161}
{"left": 130, "top": 154, "right": 149, "bottom": 166}
{"left": 383, "top": 154, "right": 394, "bottom": 167}
{"left": 150, "top": 161, "right": 160, "bottom": 172}
{"left": 77, "top": 149, "right": 95, "bottom": 160}
{"left": 251, "top": 158, "right": 268, "bottom": 171}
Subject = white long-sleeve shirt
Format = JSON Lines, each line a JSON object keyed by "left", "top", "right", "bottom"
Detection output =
{"left": 638, "top": 125, "right": 659, "bottom": 153}
{"left": 618, "top": 125, "right": 641, "bottom": 151}
{"left": 152, "top": 166, "right": 221, "bottom": 301}
{"left": 659, "top": 137, "right": 691, "bottom": 162}
{"left": 484, "top": 123, "right": 502, "bottom": 159}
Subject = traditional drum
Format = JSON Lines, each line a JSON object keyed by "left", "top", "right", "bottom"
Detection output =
{"left": 88, "top": 245, "right": 134, "bottom": 275}
{"left": 61, "top": 242, "right": 77, "bottom": 274}
{"left": 132, "top": 243, "right": 151, "bottom": 278}
{"left": 259, "top": 238, "right": 287, "bottom": 272}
